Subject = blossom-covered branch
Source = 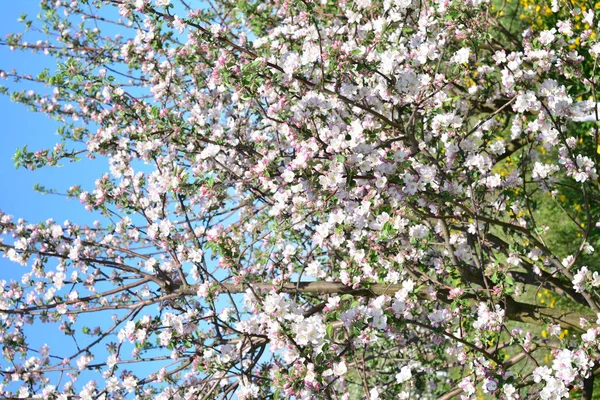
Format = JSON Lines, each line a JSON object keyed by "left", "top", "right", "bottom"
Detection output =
{"left": 1, "top": 0, "right": 600, "bottom": 398}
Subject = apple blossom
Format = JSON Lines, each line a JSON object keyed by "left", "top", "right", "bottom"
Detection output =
{"left": 0, "top": 0, "right": 600, "bottom": 399}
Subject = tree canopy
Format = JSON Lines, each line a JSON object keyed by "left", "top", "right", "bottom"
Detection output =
{"left": 2, "top": 0, "right": 600, "bottom": 399}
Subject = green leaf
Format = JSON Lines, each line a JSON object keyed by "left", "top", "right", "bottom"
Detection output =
{"left": 491, "top": 272, "right": 499, "bottom": 284}
{"left": 151, "top": 105, "right": 160, "bottom": 119}
{"left": 326, "top": 324, "right": 333, "bottom": 338}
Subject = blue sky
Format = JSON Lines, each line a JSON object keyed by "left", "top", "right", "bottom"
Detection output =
{"left": 0, "top": 2, "right": 104, "bottom": 225}
{"left": 0, "top": 0, "right": 109, "bottom": 343}
{"left": 0, "top": 3, "right": 221, "bottom": 393}
{"left": 0, "top": 1, "right": 122, "bottom": 390}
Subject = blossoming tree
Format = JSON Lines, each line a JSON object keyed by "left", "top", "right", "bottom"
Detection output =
{"left": 2, "top": 0, "right": 600, "bottom": 398}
